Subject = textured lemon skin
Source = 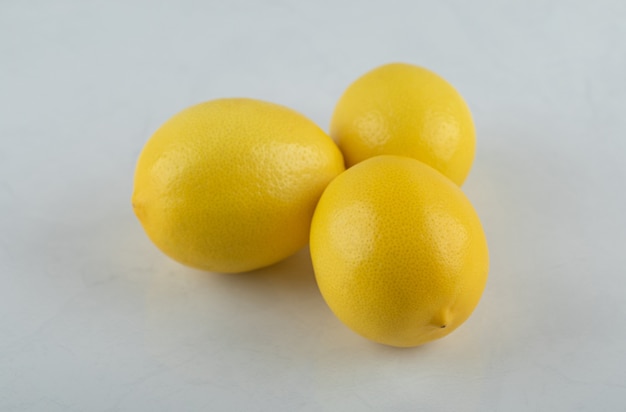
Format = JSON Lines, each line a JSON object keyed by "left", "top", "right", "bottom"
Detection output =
{"left": 330, "top": 63, "right": 475, "bottom": 185}
{"left": 132, "top": 98, "right": 345, "bottom": 273}
{"left": 310, "top": 156, "right": 488, "bottom": 347}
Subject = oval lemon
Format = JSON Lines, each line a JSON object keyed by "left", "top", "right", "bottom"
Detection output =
{"left": 330, "top": 63, "right": 475, "bottom": 185}
{"left": 310, "top": 155, "right": 488, "bottom": 347}
{"left": 133, "top": 98, "right": 345, "bottom": 273}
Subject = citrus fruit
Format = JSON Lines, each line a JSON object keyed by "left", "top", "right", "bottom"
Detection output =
{"left": 132, "top": 98, "right": 345, "bottom": 273}
{"left": 330, "top": 63, "right": 475, "bottom": 185}
{"left": 310, "top": 155, "right": 489, "bottom": 347}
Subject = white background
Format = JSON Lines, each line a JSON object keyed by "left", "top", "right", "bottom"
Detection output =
{"left": 2, "top": 1, "right": 625, "bottom": 411}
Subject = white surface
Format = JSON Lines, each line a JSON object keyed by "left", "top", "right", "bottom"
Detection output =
{"left": 1, "top": 1, "right": 626, "bottom": 411}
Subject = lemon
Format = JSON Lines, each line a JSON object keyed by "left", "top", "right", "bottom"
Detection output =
{"left": 310, "top": 155, "right": 489, "bottom": 347}
{"left": 330, "top": 63, "right": 476, "bottom": 185}
{"left": 132, "top": 98, "right": 344, "bottom": 273}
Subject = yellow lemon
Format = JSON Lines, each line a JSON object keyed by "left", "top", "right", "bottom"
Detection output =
{"left": 330, "top": 63, "right": 475, "bottom": 185}
{"left": 132, "top": 98, "right": 344, "bottom": 273}
{"left": 310, "top": 155, "right": 488, "bottom": 347}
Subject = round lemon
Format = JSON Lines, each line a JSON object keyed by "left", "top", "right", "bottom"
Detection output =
{"left": 132, "top": 98, "right": 344, "bottom": 273}
{"left": 310, "top": 155, "right": 489, "bottom": 347}
{"left": 330, "top": 63, "right": 476, "bottom": 185}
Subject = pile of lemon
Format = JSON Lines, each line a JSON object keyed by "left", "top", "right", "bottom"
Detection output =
{"left": 132, "top": 63, "right": 489, "bottom": 348}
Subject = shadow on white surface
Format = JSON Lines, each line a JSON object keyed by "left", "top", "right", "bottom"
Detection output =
{"left": 140, "top": 242, "right": 454, "bottom": 353}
